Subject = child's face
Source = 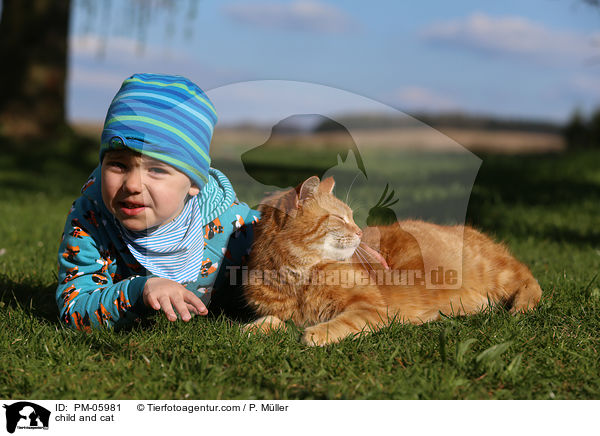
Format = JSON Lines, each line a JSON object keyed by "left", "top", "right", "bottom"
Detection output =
{"left": 101, "top": 150, "right": 200, "bottom": 232}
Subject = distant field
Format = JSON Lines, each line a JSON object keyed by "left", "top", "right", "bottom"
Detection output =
{"left": 211, "top": 127, "right": 564, "bottom": 155}
{"left": 0, "top": 135, "right": 597, "bottom": 400}
{"left": 73, "top": 123, "right": 565, "bottom": 155}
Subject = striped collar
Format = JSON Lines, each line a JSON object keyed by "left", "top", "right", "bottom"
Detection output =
{"left": 83, "top": 166, "right": 237, "bottom": 283}
{"left": 119, "top": 193, "right": 204, "bottom": 283}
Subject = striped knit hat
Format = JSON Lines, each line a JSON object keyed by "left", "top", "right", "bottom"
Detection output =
{"left": 100, "top": 73, "right": 217, "bottom": 189}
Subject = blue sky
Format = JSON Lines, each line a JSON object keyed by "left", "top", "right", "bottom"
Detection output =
{"left": 67, "top": 0, "right": 600, "bottom": 124}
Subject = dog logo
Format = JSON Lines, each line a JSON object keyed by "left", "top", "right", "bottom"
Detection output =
{"left": 3, "top": 402, "right": 50, "bottom": 433}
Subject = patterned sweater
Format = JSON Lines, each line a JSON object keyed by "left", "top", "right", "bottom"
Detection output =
{"left": 56, "top": 166, "right": 260, "bottom": 331}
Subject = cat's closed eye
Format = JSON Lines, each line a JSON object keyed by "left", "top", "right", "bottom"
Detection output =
{"left": 330, "top": 214, "right": 347, "bottom": 223}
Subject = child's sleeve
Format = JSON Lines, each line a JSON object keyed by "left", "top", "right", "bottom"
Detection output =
{"left": 194, "top": 201, "right": 261, "bottom": 297}
{"left": 55, "top": 198, "right": 150, "bottom": 331}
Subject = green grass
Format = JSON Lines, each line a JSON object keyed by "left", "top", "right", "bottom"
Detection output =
{"left": 1, "top": 137, "right": 599, "bottom": 399}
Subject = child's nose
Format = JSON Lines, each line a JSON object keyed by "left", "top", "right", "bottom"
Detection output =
{"left": 122, "top": 170, "right": 143, "bottom": 193}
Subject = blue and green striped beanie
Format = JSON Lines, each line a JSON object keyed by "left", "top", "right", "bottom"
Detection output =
{"left": 100, "top": 73, "right": 217, "bottom": 189}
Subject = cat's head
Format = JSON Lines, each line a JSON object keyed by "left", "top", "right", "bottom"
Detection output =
{"left": 258, "top": 176, "right": 363, "bottom": 262}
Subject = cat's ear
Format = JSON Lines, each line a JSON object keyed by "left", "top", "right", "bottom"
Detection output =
{"left": 261, "top": 189, "right": 299, "bottom": 214}
{"left": 318, "top": 177, "right": 335, "bottom": 194}
{"left": 298, "top": 176, "right": 321, "bottom": 201}
{"left": 258, "top": 188, "right": 300, "bottom": 228}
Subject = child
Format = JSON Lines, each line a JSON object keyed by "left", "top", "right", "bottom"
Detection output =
{"left": 56, "top": 73, "right": 260, "bottom": 331}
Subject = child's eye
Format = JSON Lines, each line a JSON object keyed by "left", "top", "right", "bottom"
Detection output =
{"left": 149, "top": 167, "right": 167, "bottom": 174}
{"left": 107, "top": 161, "right": 126, "bottom": 170}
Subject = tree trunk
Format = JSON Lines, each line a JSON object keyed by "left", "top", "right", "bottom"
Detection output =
{"left": 0, "top": 0, "right": 70, "bottom": 139}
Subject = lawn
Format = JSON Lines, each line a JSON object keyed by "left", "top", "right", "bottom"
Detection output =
{"left": 0, "top": 135, "right": 599, "bottom": 399}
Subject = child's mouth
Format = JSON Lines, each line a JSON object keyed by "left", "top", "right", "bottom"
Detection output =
{"left": 119, "top": 201, "right": 146, "bottom": 216}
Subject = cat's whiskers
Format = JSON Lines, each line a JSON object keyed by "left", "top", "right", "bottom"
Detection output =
{"left": 344, "top": 194, "right": 363, "bottom": 210}
{"left": 345, "top": 172, "right": 361, "bottom": 205}
{"left": 355, "top": 246, "right": 376, "bottom": 273}
{"left": 359, "top": 243, "right": 385, "bottom": 259}
{"left": 353, "top": 251, "right": 370, "bottom": 278}
{"left": 354, "top": 247, "right": 375, "bottom": 276}
{"left": 355, "top": 247, "right": 382, "bottom": 283}
{"left": 345, "top": 199, "right": 361, "bottom": 213}
{"left": 345, "top": 197, "right": 370, "bottom": 219}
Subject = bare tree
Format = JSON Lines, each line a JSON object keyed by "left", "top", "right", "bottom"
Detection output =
{"left": 0, "top": 0, "right": 71, "bottom": 139}
{"left": 0, "top": 0, "right": 198, "bottom": 140}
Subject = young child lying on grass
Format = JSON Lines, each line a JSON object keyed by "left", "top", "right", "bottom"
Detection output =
{"left": 56, "top": 73, "right": 260, "bottom": 331}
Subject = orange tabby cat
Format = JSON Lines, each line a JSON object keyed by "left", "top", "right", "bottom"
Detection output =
{"left": 243, "top": 176, "right": 542, "bottom": 346}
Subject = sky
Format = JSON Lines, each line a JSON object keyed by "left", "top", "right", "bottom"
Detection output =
{"left": 67, "top": 0, "right": 600, "bottom": 125}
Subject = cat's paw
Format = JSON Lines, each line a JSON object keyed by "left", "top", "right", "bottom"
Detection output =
{"left": 243, "top": 315, "right": 286, "bottom": 336}
{"left": 301, "top": 326, "right": 336, "bottom": 346}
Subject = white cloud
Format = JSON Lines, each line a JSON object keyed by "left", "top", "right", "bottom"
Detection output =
{"left": 223, "top": 0, "right": 357, "bottom": 33}
{"left": 421, "top": 12, "right": 600, "bottom": 65}
{"left": 394, "top": 86, "right": 458, "bottom": 111}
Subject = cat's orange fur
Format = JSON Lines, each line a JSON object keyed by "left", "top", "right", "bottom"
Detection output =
{"left": 243, "top": 176, "right": 542, "bottom": 346}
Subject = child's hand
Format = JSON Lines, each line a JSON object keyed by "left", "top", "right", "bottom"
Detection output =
{"left": 142, "top": 277, "right": 208, "bottom": 322}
